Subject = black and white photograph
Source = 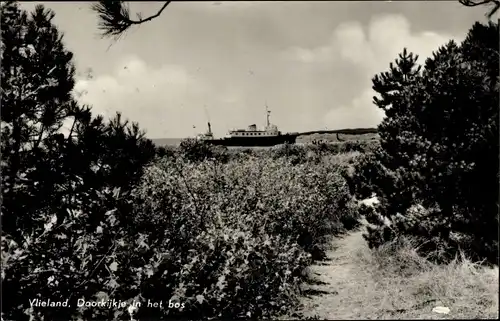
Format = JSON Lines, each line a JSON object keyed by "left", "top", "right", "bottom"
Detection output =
{"left": 1, "top": 0, "right": 499, "bottom": 320}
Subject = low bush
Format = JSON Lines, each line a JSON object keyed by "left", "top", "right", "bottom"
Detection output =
{"left": 269, "top": 143, "right": 309, "bottom": 164}
{"left": 178, "top": 138, "right": 230, "bottom": 163}
{"left": 2, "top": 152, "right": 359, "bottom": 320}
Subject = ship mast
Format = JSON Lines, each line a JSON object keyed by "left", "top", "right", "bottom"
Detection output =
{"left": 204, "top": 105, "right": 212, "bottom": 135}
{"left": 266, "top": 103, "right": 271, "bottom": 127}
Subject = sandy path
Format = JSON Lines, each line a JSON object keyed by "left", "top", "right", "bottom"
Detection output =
{"left": 291, "top": 228, "right": 383, "bottom": 320}
{"left": 286, "top": 222, "right": 499, "bottom": 320}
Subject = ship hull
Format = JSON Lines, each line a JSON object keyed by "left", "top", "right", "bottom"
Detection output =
{"left": 204, "top": 134, "right": 298, "bottom": 147}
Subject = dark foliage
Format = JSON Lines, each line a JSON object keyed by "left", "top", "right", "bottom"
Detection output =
{"left": 90, "top": 1, "right": 171, "bottom": 39}
{"left": 348, "top": 21, "right": 499, "bottom": 265}
{"left": 1, "top": 3, "right": 161, "bottom": 320}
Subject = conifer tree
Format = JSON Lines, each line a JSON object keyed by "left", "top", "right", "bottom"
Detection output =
{"left": 1, "top": 2, "right": 79, "bottom": 238}
{"left": 1, "top": 3, "right": 162, "bottom": 320}
{"left": 355, "top": 22, "right": 499, "bottom": 264}
{"left": 367, "top": 48, "right": 423, "bottom": 221}
{"left": 1, "top": 3, "right": 160, "bottom": 240}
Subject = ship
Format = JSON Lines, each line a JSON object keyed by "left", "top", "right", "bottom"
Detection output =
{"left": 196, "top": 107, "right": 299, "bottom": 147}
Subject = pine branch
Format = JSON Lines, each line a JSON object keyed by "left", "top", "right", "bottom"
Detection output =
{"left": 459, "top": 0, "right": 500, "bottom": 19}
{"left": 91, "top": 1, "right": 171, "bottom": 39}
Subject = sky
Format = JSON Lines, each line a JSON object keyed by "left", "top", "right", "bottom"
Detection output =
{"left": 20, "top": 1, "right": 493, "bottom": 139}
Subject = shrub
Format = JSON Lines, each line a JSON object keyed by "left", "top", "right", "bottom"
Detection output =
{"left": 145, "top": 155, "right": 357, "bottom": 257}
{"left": 269, "top": 143, "right": 308, "bottom": 164}
{"left": 2, "top": 151, "right": 359, "bottom": 320}
{"left": 178, "top": 138, "right": 230, "bottom": 163}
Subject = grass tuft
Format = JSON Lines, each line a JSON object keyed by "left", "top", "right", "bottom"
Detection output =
{"left": 356, "top": 235, "right": 499, "bottom": 319}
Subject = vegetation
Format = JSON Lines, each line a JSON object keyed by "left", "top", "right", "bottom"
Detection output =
{"left": 360, "top": 236, "right": 498, "bottom": 319}
{"left": 1, "top": 5, "right": 361, "bottom": 320}
{"left": 348, "top": 21, "right": 499, "bottom": 265}
{"left": 126, "top": 152, "right": 358, "bottom": 319}
{"left": 1, "top": 1, "right": 497, "bottom": 321}
{"left": 1, "top": 3, "right": 160, "bottom": 320}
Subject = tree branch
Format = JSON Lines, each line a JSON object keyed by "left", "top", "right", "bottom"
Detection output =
{"left": 459, "top": 0, "right": 500, "bottom": 18}
{"left": 66, "top": 116, "right": 77, "bottom": 143}
{"left": 460, "top": 0, "right": 495, "bottom": 6}
{"left": 91, "top": 1, "right": 171, "bottom": 39}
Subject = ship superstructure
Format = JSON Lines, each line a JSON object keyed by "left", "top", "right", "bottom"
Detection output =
{"left": 196, "top": 106, "right": 298, "bottom": 146}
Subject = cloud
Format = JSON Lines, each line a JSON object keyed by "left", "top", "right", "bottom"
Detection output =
{"left": 282, "top": 45, "right": 334, "bottom": 64}
{"left": 339, "top": 14, "right": 455, "bottom": 75}
{"left": 287, "top": 14, "right": 458, "bottom": 129}
{"left": 73, "top": 55, "right": 212, "bottom": 138}
{"left": 323, "top": 89, "right": 386, "bottom": 129}
{"left": 72, "top": 14, "right": 464, "bottom": 139}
